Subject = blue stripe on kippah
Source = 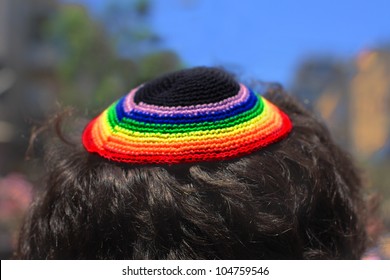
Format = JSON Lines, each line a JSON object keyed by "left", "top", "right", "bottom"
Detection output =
{"left": 115, "top": 90, "right": 259, "bottom": 124}
{"left": 116, "top": 97, "right": 129, "bottom": 122}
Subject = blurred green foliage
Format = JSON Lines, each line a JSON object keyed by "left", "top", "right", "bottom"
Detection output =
{"left": 45, "top": 0, "right": 182, "bottom": 114}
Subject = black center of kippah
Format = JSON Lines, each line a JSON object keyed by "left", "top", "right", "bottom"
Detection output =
{"left": 134, "top": 67, "right": 240, "bottom": 106}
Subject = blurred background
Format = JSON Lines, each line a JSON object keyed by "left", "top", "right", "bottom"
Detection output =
{"left": 0, "top": 0, "right": 389, "bottom": 259}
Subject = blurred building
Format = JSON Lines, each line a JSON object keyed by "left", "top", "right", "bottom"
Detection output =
{"left": 291, "top": 57, "right": 353, "bottom": 148}
{"left": 350, "top": 50, "right": 390, "bottom": 159}
{"left": 292, "top": 51, "right": 390, "bottom": 161}
{"left": 0, "top": 0, "right": 58, "bottom": 175}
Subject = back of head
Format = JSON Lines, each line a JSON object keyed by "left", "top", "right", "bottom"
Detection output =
{"left": 16, "top": 67, "right": 367, "bottom": 259}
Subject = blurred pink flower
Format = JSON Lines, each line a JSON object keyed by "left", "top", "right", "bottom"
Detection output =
{"left": 0, "top": 173, "right": 33, "bottom": 221}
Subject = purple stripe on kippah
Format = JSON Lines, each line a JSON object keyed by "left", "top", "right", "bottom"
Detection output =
{"left": 123, "top": 84, "right": 250, "bottom": 117}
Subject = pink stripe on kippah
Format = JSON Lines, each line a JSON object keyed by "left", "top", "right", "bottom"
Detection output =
{"left": 124, "top": 84, "right": 250, "bottom": 117}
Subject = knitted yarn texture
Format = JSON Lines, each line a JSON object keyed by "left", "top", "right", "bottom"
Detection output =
{"left": 82, "top": 67, "right": 292, "bottom": 164}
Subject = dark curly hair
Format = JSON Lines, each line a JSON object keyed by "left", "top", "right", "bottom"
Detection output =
{"left": 15, "top": 88, "right": 368, "bottom": 259}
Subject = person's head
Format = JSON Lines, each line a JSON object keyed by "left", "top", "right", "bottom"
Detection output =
{"left": 16, "top": 67, "right": 367, "bottom": 259}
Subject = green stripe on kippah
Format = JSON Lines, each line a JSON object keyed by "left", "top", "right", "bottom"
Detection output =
{"left": 106, "top": 96, "right": 265, "bottom": 134}
{"left": 106, "top": 102, "right": 120, "bottom": 131}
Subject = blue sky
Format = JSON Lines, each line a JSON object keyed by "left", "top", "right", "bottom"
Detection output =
{"left": 65, "top": 0, "right": 390, "bottom": 86}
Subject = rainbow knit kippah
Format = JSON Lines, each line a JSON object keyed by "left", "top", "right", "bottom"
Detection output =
{"left": 82, "top": 67, "right": 292, "bottom": 164}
